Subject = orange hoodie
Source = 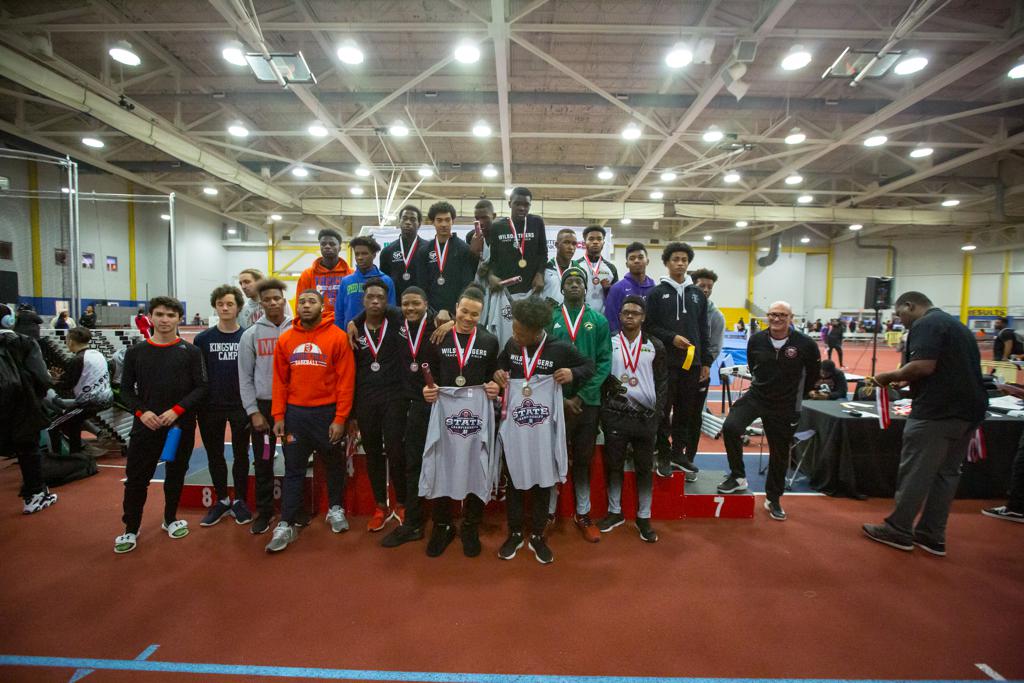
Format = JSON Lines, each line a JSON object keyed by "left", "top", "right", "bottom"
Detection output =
{"left": 272, "top": 312, "right": 355, "bottom": 423}
{"left": 295, "top": 257, "right": 352, "bottom": 314}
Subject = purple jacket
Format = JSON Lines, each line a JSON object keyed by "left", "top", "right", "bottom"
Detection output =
{"left": 604, "top": 273, "right": 657, "bottom": 333}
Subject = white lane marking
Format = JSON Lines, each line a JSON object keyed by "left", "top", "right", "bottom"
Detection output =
{"left": 976, "top": 663, "right": 1006, "bottom": 680}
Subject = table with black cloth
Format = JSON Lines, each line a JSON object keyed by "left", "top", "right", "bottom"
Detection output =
{"left": 796, "top": 399, "right": 1021, "bottom": 499}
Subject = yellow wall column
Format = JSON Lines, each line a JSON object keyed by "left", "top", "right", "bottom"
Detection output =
{"left": 746, "top": 243, "right": 755, "bottom": 309}
{"left": 825, "top": 245, "right": 834, "bottom": 308}
{"left": 960, "top": 252, "right": 972, "bottom": 323}
{"left": 1002, "top": 251, "right": 1011, "bottom": 308}
{"left": 267, "top": 226, "right": 275, "bottom": 276}
{"left": 27, "top": 161, "right": 42, "bottom": 297}
{"left": 127, "top": 182, "right": 138, "bottom": 301}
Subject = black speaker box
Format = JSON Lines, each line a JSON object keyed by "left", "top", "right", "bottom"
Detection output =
{"left": 864, "top": 276, "right": 894, "bottom": 310}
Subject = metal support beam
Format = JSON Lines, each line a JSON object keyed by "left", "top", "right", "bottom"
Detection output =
{"left": 491, "top": 0, "right": 513, "bottom": 187}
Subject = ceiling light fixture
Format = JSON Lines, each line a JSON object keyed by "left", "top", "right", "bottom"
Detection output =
{"left": 893, "top": 53, "right": 928, "bottom": 76}
{"left": 597, "top": 168, "right": 614, "bottom": 180}
{"left": 848, "top": 223, "right": 863, "bottom": 231}
{"left": 723, "top": 170, "right": 741, "bottom": 183}
{"left": 350, "top": 186, "right": 364, "bottom": 195}
{"left": 355, "top": 166, "right": 371, "bottom": 177}
{"left": 504, "top": 188, "right": 513, "bottom": 196}
{"left": 108, "top": 40, "right": 141, "bottom": 66}
{"left": 388, "top": 121, "right": 409, "bottom": 137}
{"left": 650, "top": 190, "right": 664, "bottom": 200}
{"left": 472, "top": 121, "right": 492, "bottom": 138}
{"left": 418, "top": 166, "right": 434, "bottom": 178}
{"left": 336, "top": 42, "right": 364, "bottom": 65}
{"left": 735, "top": 220, "right": 749, "bottom": 228}
{"left": 797, "top": 194, "right": 813, "bottom": 203}
{"left": 453, "top": 42, "right": 481, "bottom": 64}
{"left": 702, "top": 126, "right": 724, "bottom": 143}
{"left": 781, "top": 44, "right": 812, "bottom": 71}
{"left": 864, "top": 132, "right": 888, "bottom": 147}
{"left": 784, "top": 173, "right": 803, "bottom": 185}
{"left": 909, "top": 146, "right": 933, "bottom": 158}
{"left": 941, "top": 198, "right": 960, "bottom": 207}
{"left": 660, "top": 171, "right": 677, "bottom": 182}
{"left": 482, "top": 165, "right": 499, "bottom": 178}
{"left": 307, "top": 229, "right": 316, "bottom": 235}
{"left": 1009, "top": 57, "right": 1024, "bottom": 79}
{"left": 270, "top": 214, "right": 282, "bottom": 221}
{"left": 160, "top": 214, "right": 171, "bottom": 220}
{"left": 784, "top": 128, "right": 806, "bottom": 145}
{"left": 620, "top": 218, "right": 632, "bottom": 225}
{"left": 665, "top": 42, "right": 693, "bottom": 69}
{"left": 307, "top": 121, "right": 328, "bottom": 137}
{"left": 203, "top": 186, "right": 218, "bottom": 196}
{"left": 81, "top": 137, "right": 104, "bottom": 149}
{"left": 291, "top": 166, "right": 309, "bottom": 178}
{"left": 703, "top": 234, "right": 712, "bottom": 241}
{"left": 621, "top": 122, "right": 642, "bottom": 140}
{"left": 227, "top": 122, "right": 249, "bottom": 138}
{"left": 961, "top": 243, "right": 976, "bottom": 251}
{"left": 800, "top": 236, "right": 810, "bottom": 243}
{"left": 221, "top": 42, "right": 247, "bottom": 66}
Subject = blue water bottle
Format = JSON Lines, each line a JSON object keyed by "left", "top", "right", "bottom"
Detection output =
{"left": 159, "top": 425, "right": 182, "bottom": 462}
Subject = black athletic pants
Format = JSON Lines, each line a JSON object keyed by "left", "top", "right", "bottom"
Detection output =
{"left": 402, "top": 398, "right": 431, "bottom": 529}
{"left": 827, "top": 343, "right": 844, "bottom": 366}
{"left": 658, "top": 366, "right": 703, "bottom": 464}
{"left": 280, "top": 404, "right": 346, "bottom": 525}
{"left": 506, "top": 477, "right": 550, "bottom": 535}
{"left": 680, "top": 375, "right": 711, "bottom": 462}
{"left": 432, "top": 494, "right": 485, "bottom": 528}
{"left": 356, "top": 398, "right": 406, "bottom": 509}
{"left": 602, "top": 410, "right": 657, "bottom": 517}
{"left": 48, "top": 406, "right": 94, "bottom": 453}
{"left": 122, "top": 417, "right": 196, "bottom": 534}
{"left": 16, "top": 443, "right": 45, "bottom": 499}
{"left": 247, "top": 399, "right": 278, "bottom": 517}
{"left": 1008, "top": 429, "right": 1024, "bottom": 513}
{"left": 722, "top": 393, "right": 798, "bottom": 503}
{"left": 197, "top": 407, "right": 252, "bottom": 502}
{"left": 564, "top": 404, "right": 599, "bottom": 515}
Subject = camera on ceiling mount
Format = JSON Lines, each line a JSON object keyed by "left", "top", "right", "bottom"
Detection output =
{"left": 117, "top": 94, "right": 135, "bottom": 112}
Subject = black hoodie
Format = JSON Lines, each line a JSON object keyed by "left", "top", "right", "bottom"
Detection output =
{"left": 643, "top": 276, "right": 713, "bottom": 368}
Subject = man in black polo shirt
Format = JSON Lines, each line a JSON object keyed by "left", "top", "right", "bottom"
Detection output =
{"left": 863, "top": 291, "right": 988, "bottom": 556}
{"left": 486, "top": 187, "right": 547, "bottom": 296}
{"left": 992, "top": 316, "right": 1022, "bottom": 361}
{"left": 380, "top": 205, "right": 429, "bottom": 298}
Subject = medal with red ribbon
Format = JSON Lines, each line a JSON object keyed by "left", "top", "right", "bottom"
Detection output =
{"left": 405, "top": 318, "right": 425, "bottom": 372}
{"left": 618, "top": 332, "right": 643, "bottom": 386}
{"left": 560, "top": 304, "right": 585, "bottom": 343}
{"left": 510, "top": 217, "right": 528, "bottom": 268}
{"left": 583, "top": 253, "right": 603, "bottom": 285}
{"left": 452, "top": 327, "right": 477, "bottom": 386}
{"left": 520, "top": 332, "right": 547, "bottom": 397}
{"left": 364, "top": 318, "right": 388, "bottom": 372}
{"left": 434, "top": 238, "right": 450, "bottom": 285}
{"left": 399, "top": 236, "right": 418, "bottom": 281}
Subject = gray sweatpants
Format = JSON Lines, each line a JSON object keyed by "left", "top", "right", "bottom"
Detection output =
{"left": 884, "top": 417, "right": 974, "bottom": 544}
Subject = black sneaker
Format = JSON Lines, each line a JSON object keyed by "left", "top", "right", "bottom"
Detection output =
{"left": 200, "top": 500, "right": 232, "bottom": 527}
{"left": 635, "top": 518, "right": 658, "bottom": 543}
{"left": 460, "top": 524, "right": 481, "bottom": 557}
{"left": 231, "top": 499, "right": 253, "bottom": 524}
{"left": 717, "top": 476, "right": 748, "bottom": 494}
{"left": 293, "top": 509, "right": 312, "bottom": 528}
{"left": 596, "top": 512, "right": 625, "bottom": 533}
{"left": 528, "top": 534, "right": 554, "bottom": 564}
{"left": 655, "top": 459, "right": 673, "bottom": 478}
{"left": 981, "top": 505, "right": 1024, "bottom": 523}
{"left": 674, "top": 458, "right": 700, "bottom": 474}
{"left": 764, "top": 498, "right": 787, "bottom": 521}
{"left": 250, "top": 513, "right": 274, "bottom": 535}
{"left": 498, "top": 532, "right": 525, "bottom": 560}
{"left": 862, "top": 523, "right": 912, "bottom": 551}
{"left": 425, "top": 523, "right": 456, "bottom": 557}
{"left": 382, "top": 524, "right": 425, "bottom": 548}
{"left": 913, "top": 534, "right": 946, "bottom": 557}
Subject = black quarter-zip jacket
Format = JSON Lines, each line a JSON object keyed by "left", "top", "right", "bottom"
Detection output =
{"left": 643, "top": 277, "right": 713, "bottom": 368}
{"left": 746, "top": 329, "right": 821, "bottom": 413}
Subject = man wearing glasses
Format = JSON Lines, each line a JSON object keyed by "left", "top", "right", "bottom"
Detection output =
{"left": 718, "top": 301, "right": 820, "bottom": 521}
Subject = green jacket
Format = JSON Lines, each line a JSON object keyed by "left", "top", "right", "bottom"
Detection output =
{"left": 546, "top": 303, "right": 612, "bottom": 406}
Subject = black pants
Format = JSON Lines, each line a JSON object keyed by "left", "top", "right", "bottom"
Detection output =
{"left": 565, "top": 404, "right": 600, "bottom": 514}
{"left": 402, "top": 398, "right": 431, "bottom": 529}
{"left": 722, "top": 393, "right": 797, "bottom": 503}
{"left": 602, "top": 409, "right": 657, "bottom": 517}
{"left": 1008, "top": 429, "right": 1024, "bottom": 513}
{"left": 356, "top": 398, "right": 406, "bottom": 508}
{"left": 247, "top": 399, "right": 278, "bottom": 517}
{"left": 680, "top": 376, "right": 710, "bottom": 462}
{"left": 16, "top": 444, "right": 44, "bottom": 499}
{"left": 658, "top": 366, "right": 703, "bottom": 463}
{"left": 122, "top": 417, "right": 196, "bottom": 534}
{"left": 280, "top": 405, "right": 346, "bottom": 525}
{"left": 506, "top": 471, "right": 550, "bottom": 535}
{"left": 827, "top": 343, "right": 843, "bottom": 366}
{"left": 48, "top": 406, "right": 94, "bottom": 453}
{"left": 197, "top": 407, "right": 252, "bottom": 502}
{"left": 432, "top": 494, "right": 485, "bottom": 528}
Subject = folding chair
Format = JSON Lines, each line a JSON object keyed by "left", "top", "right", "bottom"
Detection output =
{"left": 757, "top": 428, "right": 815, "bottom": 487}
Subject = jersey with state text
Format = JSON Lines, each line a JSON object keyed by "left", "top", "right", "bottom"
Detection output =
{"left": 420, "top": 386, "right": 498, "bottom": 501}
{"left": 498, "top": 375, "right": 567, "bottom": 489}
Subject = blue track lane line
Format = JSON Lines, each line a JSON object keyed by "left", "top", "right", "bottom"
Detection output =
{"left": 0, "top": 656, "right": 1008, "bottom": 683}
{"left": 66, "top": 643, "right": 158, "bottom": 682}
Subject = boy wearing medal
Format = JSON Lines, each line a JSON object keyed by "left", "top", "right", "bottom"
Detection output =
{"left": 545, "top": 266, "right": 612, "bottom": 542}
{"left": 380, "top": 205, "right": 429, "bottom": 298}
{"left": 598, "top": 296, "right": 668, "bottom": 542}
{"left": 352, "top": 279, "right": 408, "bottom": 532}
{"left": 486, "top": 187, "right": 547, "bottom": 296}
{"left": 417, "top": 201, "right": 479, "bottom": 320}
{"left": 579, "top": 225, "right": 618, "bottom": 316}
{"left": 542, "top": 228, "right": 579, "bottom": 306}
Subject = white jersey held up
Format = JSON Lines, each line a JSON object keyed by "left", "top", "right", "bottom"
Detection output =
{"left": 420, "top": 385, "right": 498, "bottom": 502}
{"left": 498, "top": 375, "right": 568, "bottom": 489}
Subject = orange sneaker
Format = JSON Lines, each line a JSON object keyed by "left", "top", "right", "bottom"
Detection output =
{"left": 392, "top": 505, "right": 406, "bottom": 525}
{"left": 574, "top": 513, "right": 601, "bottom": 543}
{"left": 367, "top": 506, "right": 387, "bottom": 532}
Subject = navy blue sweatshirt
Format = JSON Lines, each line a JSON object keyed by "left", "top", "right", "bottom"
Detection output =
{"left": 194, "top": 326, "right": 244, "bottom": 411}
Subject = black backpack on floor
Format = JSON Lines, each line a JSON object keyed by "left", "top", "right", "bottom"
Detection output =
{"left": 42, "top": 450, "right": 97, "bottom": 487}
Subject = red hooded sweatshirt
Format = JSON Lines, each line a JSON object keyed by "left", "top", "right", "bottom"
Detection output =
{"left": 295, "top": 257, "right": 352, "bottom": 314}
{"left": 272, "top": 312, "right": 354, "bottom": 423}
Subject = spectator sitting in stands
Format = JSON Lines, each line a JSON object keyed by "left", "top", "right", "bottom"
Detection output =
{"left": 79, "top": 305, "right": 97, "bottom": 329}
{"left": 52, "top": 311, "right": 74, "bottom": 330}
{"left": 47, "top": 327, "right": 113, "bottom": 456}
{"left": 190, "top": 313, "right": 202, "bottom": 326}
{"left": 808, "top": 360, "right": 847, "bottom": 400}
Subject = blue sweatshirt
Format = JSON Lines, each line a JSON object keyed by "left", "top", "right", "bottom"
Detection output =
{"left": 337, "top": 266, "right": 397, "bottom": 328}
{"left": 604, "top": 273, "right": 657, "bottom": 334}
{"left": 193, "top": 326, "right": 244, "bottom": 411}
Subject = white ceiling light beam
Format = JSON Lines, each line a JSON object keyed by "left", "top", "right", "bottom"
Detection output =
{"left": 491, "top": 0, "right": 513, "bottom": 187}
{"left": 343, "top": 53, "right": 467, "bottom": 130}
{"left": 509, "top": 0, "right": 553, "bottom": 24}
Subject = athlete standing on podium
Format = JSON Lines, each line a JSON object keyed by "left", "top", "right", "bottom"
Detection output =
{"left": 380, "top": 205, "right": 429, "bottom": 299}
{"left": 417, "top": 201, "right": 479, "bottom": 321}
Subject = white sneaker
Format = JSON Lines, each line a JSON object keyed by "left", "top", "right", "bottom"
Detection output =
{"left": 23, "top": 488, "right": 58, "bottom": 514}
{"left": 326, "top": 505, "right": 349, "bottom": 533}
{"left": 266, "top": 521, "right": 296, "bottom": 553}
